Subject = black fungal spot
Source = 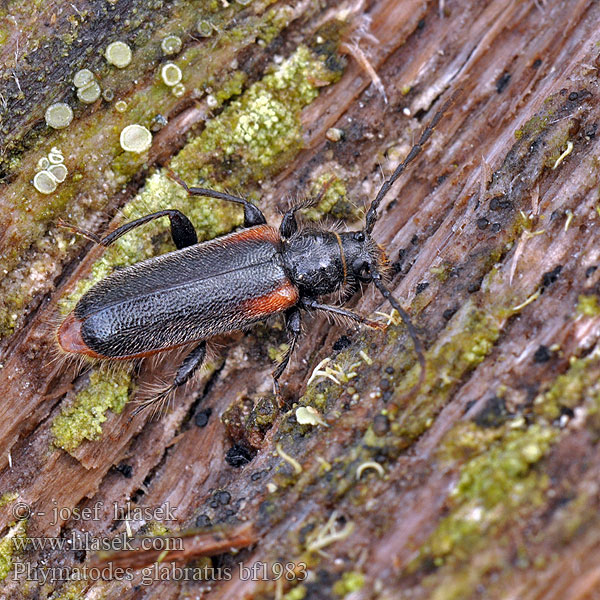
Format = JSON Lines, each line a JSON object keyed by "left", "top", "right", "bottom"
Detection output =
{"left": 333, "top": 335, "right": 351, "bottom": 352}
{"left": 115, "top": 463, "right": 133, "bottom": 478}
{"left": 585, "top": 266, "right": 598, "bottom": 278}
{"left": 532, "top": 58, "right": 542, "bottom": 68}
{"left": 194, "top": 407, "right": 212, "bottom": 428}
{"left": 195, "top": 514, "right": 211, "bottom": 528}
{"left": 215, "top": 490, "right": 231, "bottom": 506}
{"left": 473, "top": 396, "right": 510, "bottom": 428}
{"left": 476, "top": 217, "right": 489, "bottom": 230}
{"left": 416, "top": 282, "right": 430, "bottom": 294}
{"left": 585, "top": 123, "right": 597, "bottom": 139}
{"left": 442, "top": 306, "right": 458, "bottom": 321}
{"left": 373, "top": 414, "right": 390, "bottom": 436}
{"left": 533, "top": 345, "right": 551, "bottom": 363}
{"left": 541, "top": 265, "right": 562, "bottom": 288}
{"left": 73, "top": 549, "right": 86, "bottom": 563}
{"left": 560, "top": 406, "right": 575, "bottom": 419}
{"left": 467, "top": 277, "right": 483, "bottom": 293}
{"left": 489, "top": 195, "right": 511, "bottom": 210}
{"left": 496, "top": 72, "right": 511, "bottom": 94}
{"left": 491, "top": 223, "right": 502, "bottom": 233}
{"left": 392, "top": 248, "right": 407, "bottom": 274}
{"left": 568, "top": 91, "right": 579, "bottom": 101}
{"left": 225, "top": 444, "right": 254, "bottom": 467}
{"left": 251, "top": 469, "right": 268, "bottom": 482}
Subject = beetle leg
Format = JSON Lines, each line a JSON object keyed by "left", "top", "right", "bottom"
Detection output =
{"left": 132, "top": 341, "right": 206, "bottom": 416}
{"left": 302, "top": 299, "right": 385, "bottom": 330}
{"left": 98, "top": 209, "right": 198, "bottom": 249}
{"left": 272, "top": 308, "right": 302, "bottom": 400}
{"left": 168, "top": 170, "right": 266, "bottom": 228}
{"left": 172, "top": 341, "right": 207, "bottom": 388}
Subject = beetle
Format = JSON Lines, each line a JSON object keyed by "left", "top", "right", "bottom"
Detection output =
{"left": 57, "top": 98, "right": 452, "bottom": 412}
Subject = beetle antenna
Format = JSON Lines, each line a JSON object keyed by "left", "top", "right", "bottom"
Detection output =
{"left": 365, "top": 91, "right": 458, "bottom": 235}
{"left": 370, "top": 269, "right": 426, "bottom": 398}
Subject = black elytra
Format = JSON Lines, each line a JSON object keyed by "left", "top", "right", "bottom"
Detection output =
{"left": 57, "top": 95, "right": 455, "bottom": 413}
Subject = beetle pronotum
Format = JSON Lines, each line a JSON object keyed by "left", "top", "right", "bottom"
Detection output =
{"left": 57, "top": 96, "right": 454, "bottom": 413}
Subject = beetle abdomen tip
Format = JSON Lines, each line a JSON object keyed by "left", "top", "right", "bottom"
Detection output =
{"left": 57, "top": 313, "right": 102, "bottom": 357}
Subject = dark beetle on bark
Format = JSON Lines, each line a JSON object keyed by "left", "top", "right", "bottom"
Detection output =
{"left": 57, "top": 97, "right": 454, "bottom": 412}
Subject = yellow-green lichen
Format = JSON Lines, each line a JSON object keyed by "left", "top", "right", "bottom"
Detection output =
{"left": 332, "top": 571, "right": 365, "bottom": 596}
{"left": 51, "top": 369, "right": 131, "bottom": 452}
{"left": 283, "top": 585, "right": 307, "bottom": 600}
{"left": 534, "top": 355, "right": 599, "bottom": 421}
{"left": 0, "top": 492, "right": 17, "bottom": 508}
{"left": 577, "top": 294, "right": 600, "bottom": 317}
{"left": 418, "top": 423, "right": 556, "bottom": 565}
{"left": 0, "top": 520, "right": 26, "bottom": 581}
{"left": 174, "top": 44, "right": 340, "bottom": 185}
{"left": 303, "top": 173, "right": 353, "bottom": 221}
{"left": 214, "top": 70, "right": 247, "bottom": 104}
{"left": 256, "top": 5, "right": 295, "bottom": 45}
{"left": 390, "top": 306, "right": 500, "bottom": 439}
{"left": 52, "top": 580, "right": 87, "bottom": 600}
{"left": 514, "top": 115, "right": 551, "bottom": 141}
{"left": 143, "top": 521, "right": 169, "bottom": 537}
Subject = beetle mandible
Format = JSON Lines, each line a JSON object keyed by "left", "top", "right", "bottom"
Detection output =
{"left": 57, "top": 97, "right": 452, "bottom": 412}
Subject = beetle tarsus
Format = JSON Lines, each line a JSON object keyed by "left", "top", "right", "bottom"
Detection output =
{"left": 57, "top": 219, "right": 103, "bottom": 245}
{"left": 371, "top": 272, "right": 426, "bottom": 399}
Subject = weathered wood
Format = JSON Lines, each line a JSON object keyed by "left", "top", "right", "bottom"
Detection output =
{"left": 2, "top": 0, "right": 600, "bottom": 598}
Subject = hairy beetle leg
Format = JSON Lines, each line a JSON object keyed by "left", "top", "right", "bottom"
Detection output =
{"left": 132, "top": 341, "right": 207, "bottom": 416}
{"left": 303, "top": 299, "right": 385, "bottom": 330}
{"left": 272, "top": 308, "right": 302, "bottom": 405}
{"left": 58, "top": 210, "right": 199, "bottom": 250}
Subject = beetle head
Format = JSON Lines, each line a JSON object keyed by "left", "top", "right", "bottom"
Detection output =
{"left": 339, "top": 230, "right": 384, "bottom": 283}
